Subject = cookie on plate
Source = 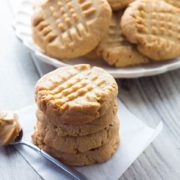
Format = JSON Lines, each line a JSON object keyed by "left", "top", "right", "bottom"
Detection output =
{"left": 36, "top": 102, "right": 118, "bottom": 136}
{"left": 107, "top": 0, "right": 134, "bottom": 11}
{"left": 35, "top": 64, "right": 118, "bottom": 124}
{"left": 97, "top": 12, "right": 150, "bottom": 68}
{"left": 164, "top": 0, "right": 180, "bottom": 8}
{"left": 121, "top": 0, "right": 180, "bottom": 61}
{"left": 32, "top": 0, "right": 112, "bottom": 59}
{"left": 84, "top": 49, "right": 101, "bottom": 61}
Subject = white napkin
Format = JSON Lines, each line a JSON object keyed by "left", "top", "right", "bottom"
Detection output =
{"left": 15, "top": 101, "right": 162, "bottom": 180}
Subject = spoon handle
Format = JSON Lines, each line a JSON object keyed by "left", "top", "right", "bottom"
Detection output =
{"left": 19, "top": 141, "right": 87, "bottom": 180}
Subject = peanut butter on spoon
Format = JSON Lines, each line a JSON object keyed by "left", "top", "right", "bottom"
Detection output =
{"left": 0, "top": 112, "right": 87, "bottom": 179}
{"left": 0, "top": 112, "right": 21, "bottom": 145}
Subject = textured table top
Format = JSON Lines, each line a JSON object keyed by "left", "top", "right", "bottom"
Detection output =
{"left": 1, "top": 0, "right": 180, "bottom": 180}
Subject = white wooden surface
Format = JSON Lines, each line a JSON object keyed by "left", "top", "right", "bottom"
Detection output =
{"left": 0, "top": 0, "right": 180, "bottom": 180}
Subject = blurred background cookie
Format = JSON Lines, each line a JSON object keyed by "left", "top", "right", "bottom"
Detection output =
{"left": 84, "top": 49, "right": 102, "bottom": 61}
{"left": 97, "top": 12, "right": 150, "bottom": 68}
{"left": 121, "top": 0, "right": 180, "bottom": 61}
{"left": 107, "top": 0, "right": 134, "bottom": 11}
{"left": 32, "top": 0, "right": 112, "bottom": 59}
{"left": 164, "top": 0, "right": 180, "bottom": 8}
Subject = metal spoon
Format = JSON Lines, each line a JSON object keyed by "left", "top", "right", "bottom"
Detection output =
{"left": 11, "top": 130, "right": 87, "bottom": 180}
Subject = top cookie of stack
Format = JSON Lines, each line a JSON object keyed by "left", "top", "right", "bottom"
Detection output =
{"left": 35, "top": 64, "right": 118, "bottom": 124}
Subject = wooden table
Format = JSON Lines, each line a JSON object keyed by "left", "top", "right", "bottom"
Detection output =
{"left": 1, "top": 1, "right": 180, "bottom": 179}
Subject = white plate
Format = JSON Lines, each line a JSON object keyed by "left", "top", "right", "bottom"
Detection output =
{"left": 13, "top": 0, "right": 180, "bottom": 78}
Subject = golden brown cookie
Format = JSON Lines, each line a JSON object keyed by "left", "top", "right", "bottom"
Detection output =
{"left": 107, "top": 0, "right": 134, "bottom": 11}
{"left": 32, "top": 116, "right": 119, "bottom": 154}
{"left": 32, "top": 0, "right": 112, "bottom": 59}
{"left": 33, "top": 133, "right": 120, "bottom": 166}
{"left": 97, "top": 12, "right": 150, "bottom": 67}
{"left": 84, "top": 49, "right": 101, "bottom": 61}
{"left": 164, "top": 0, "right": 180, "bottom": 8}
{"left": 121, "top": 0, "right": 180, "bottom": 61}
{"left": 35, "top": 64, "right": 118, "bottom": 124}
{"left": 36, "top": 102, "right": 118, "bottom": 136}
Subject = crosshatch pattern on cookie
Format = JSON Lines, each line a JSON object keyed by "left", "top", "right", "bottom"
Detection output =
{"left": 97, "top": 13, "right": 126, "bottom": 63}
{"left": 121, "top": 0, "right": 180, "bottom": 60}
{"left": 165, "top": 0, "right": 180, "bottom": 8}
{"left": 134, "top": 1, "right": 180, "bottom": 40}
{"left": 97, "top": 13, "right": 149, "bottom": 67}
{"left": 33, "top": 0, "right": 97, "bottom": 47}
{"left": 100, "top": 14, "right": 126, "bottom": 47}
{"left": 36, "top": 65, "right": 117, "bottom": 111}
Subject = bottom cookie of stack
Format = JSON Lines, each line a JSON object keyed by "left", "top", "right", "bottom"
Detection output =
{"left": 32, "top": 115, "right": 120, "bottom": 166}
{"left": 33, "top": 132, "right": 120, "bottom": 166}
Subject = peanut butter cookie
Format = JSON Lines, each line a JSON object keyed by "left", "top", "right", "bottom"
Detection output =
{"left": 121, "top": 0, "right": 180, "bottom": 61}
{"left": 36, "top": 102, "right": 117, "bottom": 136}
{"left": 35, "top": 64, "right": 118, "bottom": 124}
{"left": 33, "top": 133, "right": 120, "bottom": 166}
{"left": 33, "top": 116, "right": 119, "bottom": 153}
{"left": 32, "top": 0, "right": 112, "bottom": 59}
{"left": 164, "top": 0, "right": 180, "bottom": 8}
{"left": 107, "top": 0, "right": 134, "bottom": 11}
{"left": 97, "top": 12, "right": 150, "bottom": 67}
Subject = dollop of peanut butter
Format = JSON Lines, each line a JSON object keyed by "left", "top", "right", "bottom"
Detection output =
{"left": 0, "top": 112, "right": 21, "bottom": 145}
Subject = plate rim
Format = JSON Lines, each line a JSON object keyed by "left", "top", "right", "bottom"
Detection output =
{"left": 13, "top": 0, "right": 180, "bottom": 79}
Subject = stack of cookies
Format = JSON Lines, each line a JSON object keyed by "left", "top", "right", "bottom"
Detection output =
{"left": 32, "top": 0, "right": 180, "bottom": 68}
{"left": 32, "top": 64, "right": 119, "bottom": 166}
